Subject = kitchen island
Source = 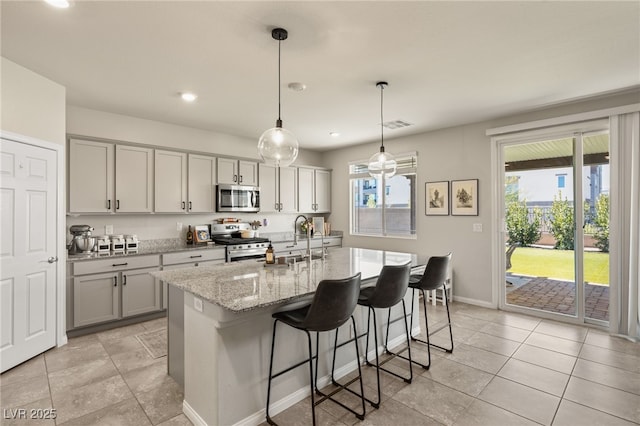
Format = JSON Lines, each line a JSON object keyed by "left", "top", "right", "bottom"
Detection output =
{"left": 151, "top": 247, "right": 421, "bottom": 426}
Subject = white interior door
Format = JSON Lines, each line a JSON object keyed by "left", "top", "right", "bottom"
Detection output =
{"left": 1, "top": 138, "right": 58, "bottom": 372}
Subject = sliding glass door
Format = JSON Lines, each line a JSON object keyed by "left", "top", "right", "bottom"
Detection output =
{"left": 499, "top": 123, "right": 610, "bottom": 325}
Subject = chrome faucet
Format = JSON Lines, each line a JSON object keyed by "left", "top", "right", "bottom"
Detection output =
{"left": 294, "top": 214, "right": 311, "bottom": 259}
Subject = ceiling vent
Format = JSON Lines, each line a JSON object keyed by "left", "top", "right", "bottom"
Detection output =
{"left": 382, "top": 120, "right": 413, "bottom": 130}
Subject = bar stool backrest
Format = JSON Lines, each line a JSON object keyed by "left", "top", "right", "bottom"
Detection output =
{"left": 415, "top": 253, "right": 452, "bottom": 291}
{"left": 303, "top": 273, "right": 362, "bottom": 332}
{"left": 366, "top": 263, "right": 411, "bottom": 309}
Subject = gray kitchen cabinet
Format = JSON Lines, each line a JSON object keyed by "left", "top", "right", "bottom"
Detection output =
{"left": 258, "top": 164, "right": 297, "bottom": 213}
{"left": 73, "top": 271, "right": 119, "bottom": 327}
{"left": 155, "top": 150, "right": 187, "bottom": 213}
{"left": 188, "top": 154, "right": 216, "bottom": 212}
{"left": 298, "top": 167, "right": 331, "bottom": 213}
{"left": 217, "top": 158, "right": 257, "bottom": 186}
{"left": 69, "top": 255, "right": 161, "bottom": 330}
{"left": 115, "top": 145, "right": 154, "bottom": 212}
{"left": 68, "top": 138, "right": 114, "bottom": 213}
{"left": 155, "top": 151, "right": 216, "bottom": 213}
{"left": 122, "top": 267, "right": 161, "bottom": 317}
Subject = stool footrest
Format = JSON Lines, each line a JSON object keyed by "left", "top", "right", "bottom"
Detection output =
{"left": 315, "top": 378, "right": 365, "bottom": 420}
{"left": 270, "top": 354, "right": 319, "bottom": 381}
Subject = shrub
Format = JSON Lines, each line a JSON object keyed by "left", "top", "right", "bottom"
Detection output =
{"left": 506, "top": 200, "right": 542, "bottom": 246}
{"left": 549, "top": 192, "right": 575, "bottom": 250}
{"left": 594, "top": 193, "right": 609, "bottom": 252}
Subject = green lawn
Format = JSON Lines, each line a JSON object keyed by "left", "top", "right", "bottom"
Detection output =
{"left": 509, "top": 247, "right": 609, "bottom": 285}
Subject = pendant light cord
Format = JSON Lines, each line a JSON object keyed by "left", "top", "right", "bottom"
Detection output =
{"left": 277, "top": 38, "right": 282, "bottom": 124}
{"left": 380, "top": 83, "right": 384, "bottom": 149}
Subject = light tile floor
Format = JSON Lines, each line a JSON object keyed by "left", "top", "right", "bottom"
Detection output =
{"left": 1, "top": 303, "right": 639, "bottom": 426}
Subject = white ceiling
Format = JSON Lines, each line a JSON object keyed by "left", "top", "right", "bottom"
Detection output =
{"left": 2, "top": 1, "right": 639, "bottom": 151}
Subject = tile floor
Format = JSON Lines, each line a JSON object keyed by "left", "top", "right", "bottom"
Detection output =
{"left": 1, "top": 303, "right": 639, "bottom": 426}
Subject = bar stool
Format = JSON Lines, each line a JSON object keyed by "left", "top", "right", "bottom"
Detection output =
{"left": 409, "top": 253, "right": 453, "bottom": 369}
{"left": 265, "top": 273, "right": 366, "bottom": 426}
{"left": 357, "top": 263, "right": 412, "bottom": 409}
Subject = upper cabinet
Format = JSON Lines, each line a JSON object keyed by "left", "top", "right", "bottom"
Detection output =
{"left": 259, "top": 164, "right": 297, "bottom": 213}
{"left": 217, "top": 158, "right": 257, "bottom": 186}
{"left": 69, "top": 139, "right": 114, "bottom": 213}
{"left": 68, "top": 140, "right": 153, "bottom": 213}
{"left": 187, "top": 154, "right": 216, "bottom": 213}
{"left": 115, "top": 145, "right": 154, "bottom": 213}
{"left": 298, "top": 168, "right": 331, "bottom": 213}
{"left": 154, "top": 151, "right": 216, "bottom": 213}
{"left": 154, "top": 150, "right": 187, "bottom": 213}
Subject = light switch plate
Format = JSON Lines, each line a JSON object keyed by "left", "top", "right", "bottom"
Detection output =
{"left": 105, "top": 224, "right": 113, "bottom": 234}
{"left": 473, "top": 223, "right": 483, "bottom": 232}
{"left": 176, "top": 222, "right": 183, "bottom": 231}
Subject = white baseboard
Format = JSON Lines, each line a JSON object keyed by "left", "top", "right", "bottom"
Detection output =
{"left": 453, "top": 296, "right": 496, "bottom": 309}
{"left": 183, "top": 400, "right": 207, "bottom": 426}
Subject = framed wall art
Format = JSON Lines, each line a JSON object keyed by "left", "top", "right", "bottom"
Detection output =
{"left": 451, "top": 179, "right": 478, "bottom": 216}
{"left": 425, "top": 181, "right": 449, "bottom": 216}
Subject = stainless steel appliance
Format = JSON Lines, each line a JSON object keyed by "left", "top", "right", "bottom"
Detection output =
{"left": 210, "top": 223, "right": 270, "bottom": 262}
{"left": 216, "top": 184, "right": 260, "bottom": 213}
{"left": 68, "top": 225, "right": 96, "bottom": 254}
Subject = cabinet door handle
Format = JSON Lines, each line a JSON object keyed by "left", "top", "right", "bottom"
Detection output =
{"left": 107, "top": 200, "right": 111, "bottom": 209}
{"left": 189, "top": 201, "right": 192, "bottom": 210}
{"left": 116, "top": 200, "right": 120, "bottom": 210}
{"left": 239, "top": 175, "right": 243, "bottom": 183}
{"left": 275, "top": 203, "right": 279, "bottom": 210}
{"left": 233, "top": 174, "right": 237, "bottom": 183}
{"left": 190, "top": 255, "right": 202, "bottom": 258}
{"left": 113, "top": 276, "right": 117, "bottom": 287}
{"left": 112, "top": 262, "right": 128, "bottom": 267}
{"left": 195, "top": 262, "right": 199, "bottom": 267}
{"left": 182, "top": 201, "right": 186, "bottom": 210}
{"left": 123, "top": 274, "right": 127, "bottom": 285}
{"left": 323, "top": 241, "right": 330, "bottom": 245}
{"left": 286, "top": 245, "right": 295, "bottom": 248}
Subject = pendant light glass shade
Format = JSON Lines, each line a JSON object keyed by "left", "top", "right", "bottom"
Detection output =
{"left": 368, "top": 148, "right": 397, "bottom": 179}
{"left": 258, "top": 122, "right": 299, "bottom": 167}
{"left": 258, "top": 28, "right": 299, "bottom": 168}
{"left": 368, "top": 81, "right": 396, "bottom": 179}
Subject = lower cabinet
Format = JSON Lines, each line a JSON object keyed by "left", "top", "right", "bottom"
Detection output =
{"left": 70, "top": 255, "right": 161, "bottom": 329}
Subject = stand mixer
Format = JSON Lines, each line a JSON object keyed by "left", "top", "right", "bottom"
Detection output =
{"left": 68, "top": 225, "right": 96, "bottom": 254}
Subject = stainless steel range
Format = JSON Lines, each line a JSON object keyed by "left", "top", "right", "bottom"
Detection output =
{"left": 210, "top": 223, "right": 270, "bottom": 262}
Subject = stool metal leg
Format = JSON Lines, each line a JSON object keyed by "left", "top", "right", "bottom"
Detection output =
{"left": 266, "top": 320, "right": 279, "bottom": 425}
{"left": 305, "top": 330, "right": 317, "bottom": 426}
{"left": 318, "top": 318, "right": 366, "bottom": 420}
{"left": 411, "top": 282, "right": 454, "bottom": 354}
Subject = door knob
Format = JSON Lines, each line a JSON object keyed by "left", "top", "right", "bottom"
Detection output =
{"left": 47, "top": 256, "right": 58, "bottom": 263}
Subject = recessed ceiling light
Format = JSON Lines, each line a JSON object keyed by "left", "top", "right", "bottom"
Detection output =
{"left": 329, "top": 132, "right": 340, "bottom": 138}
{"left": 44, "top": 0, "right": 69, "bottom": 8}
{"left": 287, "top": 82, "right": 307, "bottom": 92}
{"left": 180, "top": 92, "right": 197, "bottom": 102}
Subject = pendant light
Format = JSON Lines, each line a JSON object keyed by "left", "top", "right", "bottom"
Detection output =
{"left": 368, "top": 81, "right": 397, "bottom": 179}
{"left": 258, "top": 28, "right": 299, "bottom": 167}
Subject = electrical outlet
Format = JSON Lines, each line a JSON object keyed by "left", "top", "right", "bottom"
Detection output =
{"left": 473, "top": 223, "right": 483, "bottom": 233}
{"left": 177, "top": 222, "right": 183, "bottom": 232}
{"left": 194, "top": 297, "right": 203, "bottom": 312}
{"left": 105, "top": 224, "right": 113, "bottom": 234}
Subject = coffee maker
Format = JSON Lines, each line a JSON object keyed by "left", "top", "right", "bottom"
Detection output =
{"left": 68, "top": 225, "right": 96, "bottom": 254}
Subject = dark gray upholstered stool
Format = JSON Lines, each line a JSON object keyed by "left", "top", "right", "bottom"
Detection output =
{"left": 357, "top": 263, "right": 412, "bottom": 408}
{"left": 265, "top": 273, "right": 366, "bottom": 426}
{"left": 387, "top": 253, "right": 453, "bottom": 370}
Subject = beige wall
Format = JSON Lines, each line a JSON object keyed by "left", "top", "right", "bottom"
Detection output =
{"left": 322, "top": 89, "right": 640, "bottom": 306}
{"left": 1, "top": 57, "right": 66, "bottom": 144}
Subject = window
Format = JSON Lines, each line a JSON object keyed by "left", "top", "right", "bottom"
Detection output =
{"left": 350, "top": 153, "right": 417, "bottom": 237}
{"left": 557, "top": 174, "right": 566, "bottom": 188}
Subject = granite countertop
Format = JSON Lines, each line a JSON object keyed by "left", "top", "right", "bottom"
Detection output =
{"left": 66, "top": 233, "right": 344, "bottom": 262}
{"left": 67, "top": 239, "right": 224, "bottom": 262}
{"left": 150, "top": 247, "right": 418, "bottom": 313}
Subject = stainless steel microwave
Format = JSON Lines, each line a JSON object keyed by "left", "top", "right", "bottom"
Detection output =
{"left": 216, "top": 184, "right": 260, "bottom": 212}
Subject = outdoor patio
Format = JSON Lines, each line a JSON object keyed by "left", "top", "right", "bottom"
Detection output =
{"left": 506, "top": 274, "right": 610, "bottom": 321}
